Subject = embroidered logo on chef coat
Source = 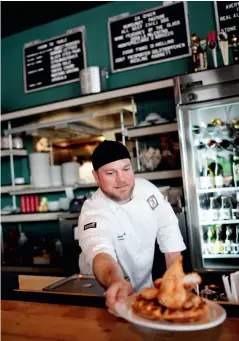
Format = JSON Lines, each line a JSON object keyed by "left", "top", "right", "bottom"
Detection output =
{"left": 147, "top": 195, "right": 158, "bottom": 210}
{"left": 84, "top": 222, "right": 97, "bottom": 230}
{"left": 117, "top": 233, "right": 126, "bottom": 241}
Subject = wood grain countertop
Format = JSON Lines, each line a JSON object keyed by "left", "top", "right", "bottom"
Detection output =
{"left": 1, "top": 300, "right": 238, "bottom": 341}
{"left": 18, "top": 275, "right": 66, "bottom": 291}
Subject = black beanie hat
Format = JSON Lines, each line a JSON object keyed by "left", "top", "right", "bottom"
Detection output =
{"left": 92, "top": 140, "right": 131, "bottom": 171}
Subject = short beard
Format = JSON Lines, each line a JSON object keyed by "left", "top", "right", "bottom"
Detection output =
{"left": 100, "top": 183, "right": 135, "bottom": 203}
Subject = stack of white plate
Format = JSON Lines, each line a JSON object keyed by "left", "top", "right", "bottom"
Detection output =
{"left": 50, "top": 165, "right": 62, "bottom": 187}
{"left": 62, "top": 162, "right": 79, "bottom": 186}
{"left": 29, "top": 153, "right": 51, "bottom": 188}
{"left": 78, "top": 161, "right": 95, "bottom": 184}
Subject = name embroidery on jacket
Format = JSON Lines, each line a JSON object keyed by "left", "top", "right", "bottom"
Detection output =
{"left": 117, "top": 233, "right": 126, "bottom": 241}
{"left": 147, "top": 194, "right": 158, "bottom": 210}
{"left": 84, "top": 222, "right": 97, "bottom": 230}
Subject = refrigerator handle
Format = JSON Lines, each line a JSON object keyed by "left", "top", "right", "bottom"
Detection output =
{"left": 177, "top": 212, "right": 193, "bottom": 273}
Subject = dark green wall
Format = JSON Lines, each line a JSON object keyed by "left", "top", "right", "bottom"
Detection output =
{"left": 0, "top": 1, "right": 228, "bottom": 246}
{"left": 1, "top": 1, "right": 223, "bottom": 113}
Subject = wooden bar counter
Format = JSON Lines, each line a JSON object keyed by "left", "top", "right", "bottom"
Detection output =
{"left": 2, "top": 275, "right": 239, "bottom": 341}
{"left": 1, "top": 299, "right": 238, "bottom": 341}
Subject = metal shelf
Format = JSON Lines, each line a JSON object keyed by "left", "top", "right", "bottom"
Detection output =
{"left": 10, "top": 186, "right": 74, "bottom": 195}
{"left": 126, "top": 122, "right": 178, "bottom": 138}
{"left": 6, "top": 182, "right": 98, "bottom": 195}
{"left": 197, "top": 187, "right": 239, "bottom": 194}
{"left": 135, "top": 170, "right": 182, "bottom": 181}
{"left": 1, "top": 149, "right": 28, "bottom": 157}
{"left": 1, "top": 184, "right": 31, "bottom": 194}
{"left": 200, "top": 220, "right": 239, "bottom": 225}
{"left": 1, "top": 212, "right": 61, "bottom": 223}
{"left": 1, "top": 212, "right": 80, "bottom": 223}
{"left": 1, "top": 79, "right": 173, "bottom": 122}
{"left": 203, "top": 254, "right": 239, "bottom": 259}
{"left": 4, "top": 173, "right": 181, "bottom": 194}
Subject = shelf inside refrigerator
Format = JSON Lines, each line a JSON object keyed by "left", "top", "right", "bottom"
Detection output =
{"left": 197, "top": 187, "right": 239, "bottom": 194}
{"left": 200, "top": 219, "right": 239, "bottom": 225}
{"left": 203, "top": 254, "right": 239, "bottom": 259}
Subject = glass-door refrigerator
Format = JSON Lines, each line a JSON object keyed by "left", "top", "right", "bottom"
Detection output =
{"left": 175, "top": 64, "right": 239, "bottom": 273}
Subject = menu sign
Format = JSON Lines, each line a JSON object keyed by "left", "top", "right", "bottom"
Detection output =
{"left": 108, "top": 2, "right": 190, "bottom": 73}
{"left": 23, "top": 27, "right": 86, "bottom": 93}
{"left": 214, "top": 1, "right": 239, "bottom": 39}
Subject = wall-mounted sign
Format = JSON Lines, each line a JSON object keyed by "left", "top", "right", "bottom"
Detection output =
{"left": 214, "top": 1, "right": 239, "bottom": 39}
{"left": 108, "top": 2, "right": 191, "bottom": 73}
{"left": 23, "top": 26, "right": 86, "bottom": 93}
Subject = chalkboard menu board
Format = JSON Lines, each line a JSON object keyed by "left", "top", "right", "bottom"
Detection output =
{"left": 23, "top": 27, "right": 86, "bottom": 93}
{"left": 214, "top": 1, "right": 239, "bottom": 40}
{"left": 108, "top": 2, "right": 190, "bottom": 73}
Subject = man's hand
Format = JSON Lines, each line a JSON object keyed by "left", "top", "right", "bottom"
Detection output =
{"left": 93, "top": 253, "right": 133, "bottom": 312}
{"left": 92, "top": 253, "right": 134, "bottom": 313}
{"left": 105, "top": 279, "right": 133, "bottom": 312}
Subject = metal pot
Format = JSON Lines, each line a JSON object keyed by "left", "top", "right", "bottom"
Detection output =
{"left": 79, "top": 67, "right": 109, "bottom": 95}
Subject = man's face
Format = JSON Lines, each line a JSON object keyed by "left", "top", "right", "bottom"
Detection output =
{"left": 93, "top": 158, "right": 135, "bottom": 203}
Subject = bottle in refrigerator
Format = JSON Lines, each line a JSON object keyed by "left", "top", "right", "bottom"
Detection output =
{"left": 209, "top": 197, "right": 219, "bottom": 221}
{"left": 199, "top": 156, "right": 214, "bottom": 189}
{"left": 232, "top": 118, "right": 239, "bottom": 133}
{"left": 207, "top": 225, "right": 215, "bottom": 243}
{"left": 215, "top": 225, "right": 224, "bottom": 254}
{"left": 231, "top": 224, "right": 239, "bottom": 254}
{"left": 199, "top": 195, "right": 209, "bottom": 221}
{"left": 207, "top": 225, "right": 217, "bottom": 254}
{"left": 214, "top": 157, "right": 224, "bottom": 188}
{"left": 224, "top": 225, "right": 233, "bottom": 254}
{"left": 236, "top": 193, "right": 239, "bottom": 219}
{"left": 232, "top": 149, "right": 239, "bottom": 187}
{"left": 236, "top": 225, "right": 239, "bottom": 241}
{"left": 202, "top": 226, "right": 209, "bottom": 254}
{"left": 236, "top": 225, "right": 239, "bottom": 254}
{"left": 219, "top": 196, "right": 232, "bottom": 220}
{"left": 206, "top": 166, "right": 215, "bottom": 189}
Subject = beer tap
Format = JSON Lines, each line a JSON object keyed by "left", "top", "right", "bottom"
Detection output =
{"left": 218, "top": 31, "right": 229, "bottom": 66}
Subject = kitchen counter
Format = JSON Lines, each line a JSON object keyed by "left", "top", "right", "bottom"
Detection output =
{"left": 1, "top": 300, "right": 238, "bottom": 341}
{"left": 3, "top": 274, "right": 239, "bottom": 317}
{"left": 3, "top": 274, "right": 106, "bottom": 308}
{"left": 18, "top": 275, "right": 66, "bottom": 290}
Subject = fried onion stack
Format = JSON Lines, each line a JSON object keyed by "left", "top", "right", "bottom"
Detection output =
{"left": 132, "top": 255, "right": 208, "bottom": 323}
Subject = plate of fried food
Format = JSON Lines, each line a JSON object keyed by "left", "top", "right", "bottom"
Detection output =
{"left": 114, "top": 256, "right": 226, "bottom": 331}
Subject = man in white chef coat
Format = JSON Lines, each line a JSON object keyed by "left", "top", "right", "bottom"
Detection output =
{"left": 78, "top": 140, "right": 186, "bottom": 311}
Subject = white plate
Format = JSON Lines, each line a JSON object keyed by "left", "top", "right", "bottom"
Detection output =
{"left": 1, "top": 210, "right": 12, "bottom": 215}
{"left": 153, "top": 119, "right": 169, "bottom": 124}
{"left": 114, "top": 296, "right": 226, "bottom": 332}
{"left": 137, "top": 121, "right": 152, "bottom": 127}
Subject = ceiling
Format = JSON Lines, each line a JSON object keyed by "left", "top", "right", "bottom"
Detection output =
{"left": 1, "top": 1, "right": 110, "bottom": 38}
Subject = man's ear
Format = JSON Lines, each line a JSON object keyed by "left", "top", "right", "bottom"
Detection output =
{"left": 92, "top": 170, "right": 99, "bottom": 185}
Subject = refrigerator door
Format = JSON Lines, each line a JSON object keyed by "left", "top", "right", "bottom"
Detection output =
{"left": 177, "top": 96, "right": 239, "bottom": 272}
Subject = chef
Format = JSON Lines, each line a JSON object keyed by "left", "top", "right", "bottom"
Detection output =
{"left": 78, "top": 140, "right": 186, "bottom": 311}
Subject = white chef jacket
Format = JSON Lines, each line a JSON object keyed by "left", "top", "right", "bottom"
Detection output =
{"left": 78, "top": 178, "right": 186, "bottom": 292}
